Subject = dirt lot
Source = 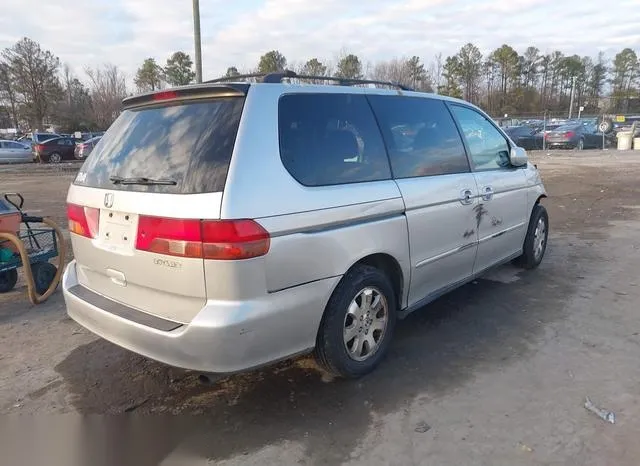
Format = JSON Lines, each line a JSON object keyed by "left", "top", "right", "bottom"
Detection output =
{"left": 1, "top": 151, "right": 640, "bottom": 465}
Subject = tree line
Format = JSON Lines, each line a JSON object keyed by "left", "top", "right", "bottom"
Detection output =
{"left": 0, "top": 38, "right": 128, "bottom": 131}
{"left": 242, "top": 46, "right": 639, "bottom": 116}
{"left": 0, "top": 38, "right": 196, "bottom": 132}
{"left": 127, "top": 44, "right": 640, "bottom": 116}
{"left": 1, "top": 36, "right": 638, "bottom": 133}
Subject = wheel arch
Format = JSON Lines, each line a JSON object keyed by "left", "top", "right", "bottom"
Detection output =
{"left": 343, "top": 253, "right": 405, "bottom": 312}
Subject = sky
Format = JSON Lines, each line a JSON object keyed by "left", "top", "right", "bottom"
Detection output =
{"left": 1, "top": 0, "right": 639, "bottom": 84}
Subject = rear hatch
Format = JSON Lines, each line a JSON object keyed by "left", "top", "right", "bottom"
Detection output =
{"left": 67, "top": 85, "right": 248, "bottom": 323}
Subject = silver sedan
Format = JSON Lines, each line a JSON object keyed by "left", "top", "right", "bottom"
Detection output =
{"left": 0, "top": 140, "right": 32, "bottom": 163}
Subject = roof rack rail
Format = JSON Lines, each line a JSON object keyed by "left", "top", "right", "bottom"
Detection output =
{"left": 206, "top": 73, "right": 271, "bottom": 84}
{"left": 206, "top": 70, "right": 413, "bottom": 91}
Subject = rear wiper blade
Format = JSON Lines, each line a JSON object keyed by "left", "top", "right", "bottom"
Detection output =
{"left": 109, "top": 175, "right": 177, "bottom": 186}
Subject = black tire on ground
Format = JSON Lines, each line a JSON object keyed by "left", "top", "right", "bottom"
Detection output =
{"left": 0, "top": 269, "right": 18, "bottom": 293}
{"left": 30, "top": 262, "right": 58, "bottom": 295}
{"left": 314, "top": 264, "right": 397, "bottom": 378}
{"left": 48, "top": 152, "right": 61, "bottom": 164}
{"left": 513, "top": 204, "right": 549, "bottom": 270}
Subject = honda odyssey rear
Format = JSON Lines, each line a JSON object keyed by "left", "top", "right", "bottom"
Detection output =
{"left": 62, "top": 84, "right": 294, "bottom": 373}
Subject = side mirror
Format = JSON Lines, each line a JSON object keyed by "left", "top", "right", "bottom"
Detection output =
{"left": 509, "top": 146, "right": 528, "bottom": 167}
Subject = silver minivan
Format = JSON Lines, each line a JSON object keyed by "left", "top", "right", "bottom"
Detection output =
{"left": 63, "top": 73, "right": 548, "bottom": 378}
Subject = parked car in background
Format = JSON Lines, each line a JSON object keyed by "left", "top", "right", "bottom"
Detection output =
{"left": 0, "top": 140, "right": 32, "bottom": 163}
{"left": 22, "top": 133, "right": 61, "bottom": 145}
{"left": 505, "top": 124, "right": 567, "bottom": 150}
{"left": 74, "top": 136, "right": 101, "bottom": 159}
{"left": 504, "top": 126, "right": 543, "bottom": 150}
{"left": 78, "top": 131, "right": 105, "bottom": 141}
{"left": 545, "top": 123, "right": 605, "bottom": 150}
{"left": 33, "top": 137, "right": 77, "bottom": 163}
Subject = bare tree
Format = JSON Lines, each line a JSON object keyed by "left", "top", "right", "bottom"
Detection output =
{"left": 371, "top": 58, "right": 409, "bottom": 85}
{"left": 429, "top": 53, "right": 443, "bottom": 94}
{"left": 371, "top": 56, "right": 431, "bottom": 91}
{"left": 54, "top": 64, "right": 91, "bottom": 131}
{"left": 0, "top": 62, "right": 19, "bottom": 128}
{"left": 85, "top": 64, "right": 128, "bottom": 129}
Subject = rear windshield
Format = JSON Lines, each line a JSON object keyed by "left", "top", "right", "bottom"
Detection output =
{"left": 75, "top": 97, "right": 245, "bottom": 194}
{"left": 507, "top": 126, "right": 534, "bottom": 137}
{"left": 554, "top": 124, "right": 580, "bottom": 132}
{"left": 36, "top": 134, "right": 58, "bottom": 142}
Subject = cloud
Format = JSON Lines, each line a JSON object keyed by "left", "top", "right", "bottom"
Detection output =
{"left": 0, "top": 0, "right": 638, "bottom": 86}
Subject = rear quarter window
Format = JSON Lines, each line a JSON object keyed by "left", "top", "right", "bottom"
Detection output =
{"left": 75, "top": 97, "right": 245, "bottom": 194}
{"left": 278, "top": 93, "right": 391, "bottom": 186}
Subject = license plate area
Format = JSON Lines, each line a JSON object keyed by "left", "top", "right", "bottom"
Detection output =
{"left": 99, "top": 210, "right": 138, "bottom": 253}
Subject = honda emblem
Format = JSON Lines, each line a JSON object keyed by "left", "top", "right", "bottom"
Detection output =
{"left": 104, "top": 193, "right": 114, "bottom": 208}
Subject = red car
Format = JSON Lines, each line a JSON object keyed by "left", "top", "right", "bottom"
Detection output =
{"left": 33, "top": 137, "right": 77, "bottom": 163}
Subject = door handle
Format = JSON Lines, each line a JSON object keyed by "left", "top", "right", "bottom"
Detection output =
{"left": 459, "top": 189, "right": 474, "bottom": 205}
{"left": 481, "top": 186, "right": 494, "bottom": 201}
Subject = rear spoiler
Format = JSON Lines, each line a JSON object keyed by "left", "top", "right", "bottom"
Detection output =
{"left": 122, "top": 83, "right": 249, "bottom": 109}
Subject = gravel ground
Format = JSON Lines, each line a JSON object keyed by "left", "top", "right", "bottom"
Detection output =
{"left": 1, "top": 150, "right": 640, "bottom": 465}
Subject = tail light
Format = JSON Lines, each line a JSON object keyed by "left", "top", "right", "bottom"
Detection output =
{"left": 565, "top": 131, "right": 575, "bottom": 139}
{"left": 153, "top": 90, "right": 178, "bottom": 101}
{"left": 136, "top": 216, "right": 270, "bottom": 260}
{"left": 34, "top": 144, "right": 45, "bottom": 153}
{"left": 67, "top": 204, "right": 100, "bottom": 238}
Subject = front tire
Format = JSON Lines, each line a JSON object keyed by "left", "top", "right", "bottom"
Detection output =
{"left": 315, "top": 265, "right": 397, "bottom": 378}
{"left": 514, "top": 204, "right": 549, "bottom": 269}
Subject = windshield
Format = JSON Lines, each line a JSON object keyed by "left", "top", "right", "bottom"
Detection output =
{"left": 74, "top": 98, "right": 245, "bottom": 194}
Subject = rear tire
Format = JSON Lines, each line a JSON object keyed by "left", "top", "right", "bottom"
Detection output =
{"left": 48, "top": 152, "right": 61, "bottom": 164}
{"left": 513, "top": 204, "right": 549, "bottom": 270}
{"left": 30, "top": 262, "right": 58, "bottom": 295}
{"left": 0, "top": 269, "right": 18, "bottom": 293}
{"left": 314, "top": 265, "right": 397, "bottom": 378}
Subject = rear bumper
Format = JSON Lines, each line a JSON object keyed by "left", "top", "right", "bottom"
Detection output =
{"left": 62, "top": 260, "right": 340, "bottom": 373}
{"left": 546, "top": 141, "right": 575, "bottom": 148}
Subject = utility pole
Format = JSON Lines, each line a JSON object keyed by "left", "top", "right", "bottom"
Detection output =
{"left": 192, "top": 0, "right": 202, "bottom": 83}
{"left": 568, "top": 76, "right": 576, "bottom": 119}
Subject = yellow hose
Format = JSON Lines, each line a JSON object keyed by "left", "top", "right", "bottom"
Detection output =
{"left": 0, "top": 217, "right": 67, "bottom": 305}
